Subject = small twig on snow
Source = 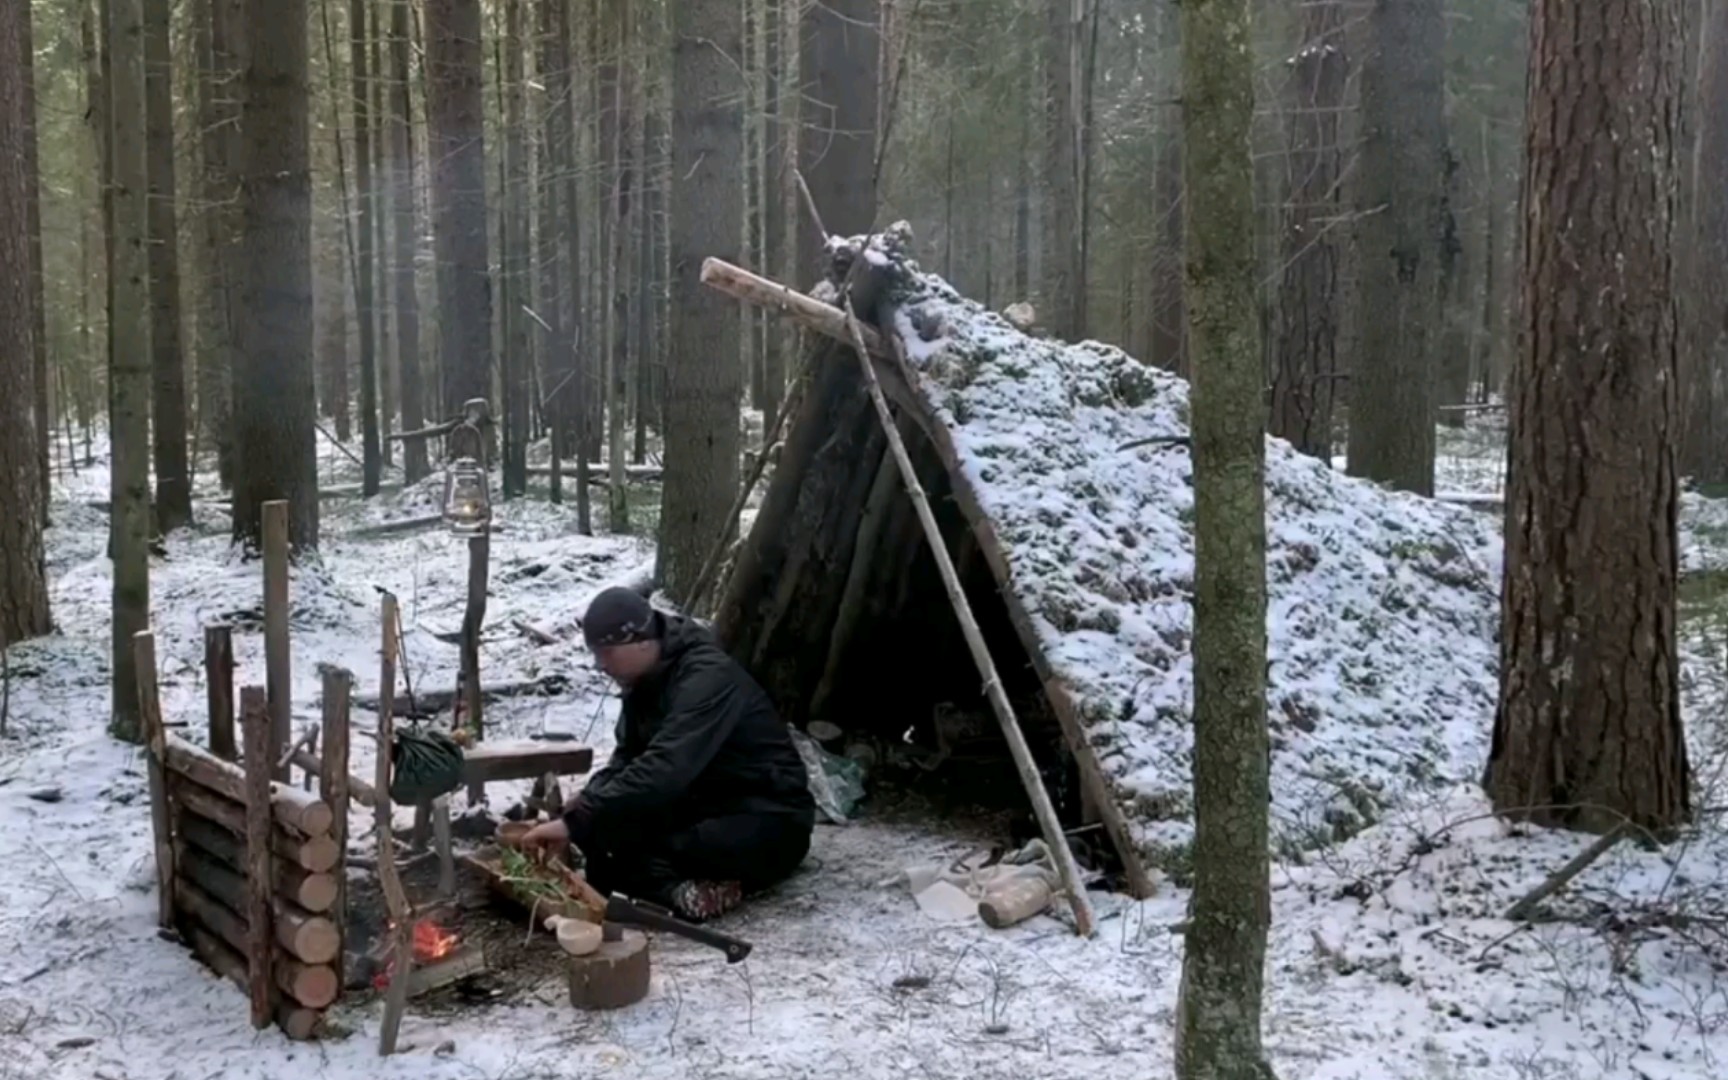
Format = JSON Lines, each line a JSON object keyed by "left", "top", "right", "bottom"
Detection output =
{"left": 1116, "top": 435, "right": 1190, "bottom": 452}
{"left": 1505, "top": 823, "right": 1629, "bottom": 923}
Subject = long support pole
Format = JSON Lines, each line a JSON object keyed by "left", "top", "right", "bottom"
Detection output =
{"left": 832, "top": 261, "right": 1096, "bottom": 937}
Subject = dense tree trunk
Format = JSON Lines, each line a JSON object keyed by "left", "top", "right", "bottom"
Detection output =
{"left": 1172, "top": 0, "right": 1273, "bottom": 1074}
{"left": 1345, "top": 0, "right": 1446, "bottom": 495}
{"left": 109, "top": 0, "right": 154, "bottom": 741}
{"left": 195, "top": 0, "right": 238, "bottom": 489}
{"left": 1435, "top": 148, "right": 1471, "bottom": 429}
{"left": 389, "top": 0, "right": 428, "bottom": 482}
{"left": 1268, "top": 11, "right": 1344, "bottom": 460}
{"left": 659, "top": 0, "right": 746, "bottom": 599}
{"left": 557, "top": 0, "right": 591, "bottom": 532}
{"left": 1681, "top": 0, "right": 1728, "bottom": 486}
{"left": 144, "top": 0, "right": 191, "bottom": 528}
{"left": 369, "top": 15, "right": 395, "bottom": 465}
{"left": 425, "top": 0, "right": 494, "bottom": 415}
{"left": 19, "top": 0, "right": 49, "bottom": 528}
{"left": 1040, "top": 0, "right": 1079, "bottom": 340}
{"left": 796, "top": 0, "right": 880, "bottom": 275}
{"left": 0, "top": 0, "right": 52, "bottom": 649}
{"left": 502, "top": 0, "right": 531, "bottom": 498}
{"left": 232, "top": 0, "right": 319, "bottom": 552}
{"left": 535, "top": 0, "right": 569, "bottom": 504}
{"left": 1484, "top": 0, "right": 1691, "bottom": 836}
{"left": 351, "top": 0, "right": 383, "bottom": 494}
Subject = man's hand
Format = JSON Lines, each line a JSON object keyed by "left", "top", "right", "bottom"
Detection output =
{"left": 519, "top": 818, "right": 570, "bottom": 858}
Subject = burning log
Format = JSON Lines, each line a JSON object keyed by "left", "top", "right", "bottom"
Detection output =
{"left": 179, "top": 919, "right": 323, "bottom": 1039}
{"left": 174, "top": 861, "right": 341, "bottom": 967}
{"left": 163, "top": 733, "right": 335, "bottom": 835}
{"left": 405, "top": 946, "right": 486, "bottom": 997}
{"left": 171, "top": 779, "right": 341, "bottom": 873}
{"left": 173, "top": 877, "right": 341, "bottom": 1005}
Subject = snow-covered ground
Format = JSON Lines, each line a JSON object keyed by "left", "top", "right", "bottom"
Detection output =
{"left": 4, "top": 413, "right": 1727, "bottom": 1079}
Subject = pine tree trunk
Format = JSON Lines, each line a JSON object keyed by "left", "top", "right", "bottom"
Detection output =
{"left": 425, "top": 0, "right": 494, "bottom": 415}
{"left": 796, "top": 0, "right": 879, "bottom": 280}
{"left": 109, "top": 0, "right": 154, "bottom": 740}
{"left": 558, "top": 0, "right": 590, "bottom": 532}
{"left": 535, "top": 0, "right": 567, "bottom": 503}
{"left": 1, "top": 0, "right": 52, "bottom": 648}
{"left": 1174, "top": 0, "right": 1272, "bottom": 1073}
{"left": 1681, "top": 0, "right": 1728, "bottom": 486}
{"left": 1040, "top": 0, "right": 1078, "bottom": 340}
{"left": 502, "top": 0, "right": 531, "bottom": 497}
{"left": 606, "top": 0, "right": 633, "bottom": 532}
{"left": 1345, "top": 0, "right": 1446, "bottom": 495}
{"left": 19, "top": 1, "right": 49, "bottom": 528}
{"left": 194, "top": 0, "right": 236, "bottom": 489}
{"left": 659, "top": 0, "right": 746, "bottom": 598}
{"left": 232, "top": 0, "right": 319, "bottom": 552}
{"left": 1268, "top": 10, "right": 1343, "bottom": 459}
{"left": 389, "top": 0, "right": 428, "bottom": 482}
{"left": 1436, "top": 147, "right": 1472, "bottom": 429}
{"left": 351, "top": 0, "right": 383, "bottom": 494}
{"left": 369, "top": 11, "right": 395, "bottom": 464}
{"left": 759, "top": 0, "right": 785, "bottom": 430}
{"left": 1485, "top": 0, "right": 1691, "bottom": 836}
{"left": 144, "top": 0, "right": 191, "bottom": 528}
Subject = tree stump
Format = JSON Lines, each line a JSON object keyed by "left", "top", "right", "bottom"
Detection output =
{"left": 565, "top": 929, "right": 649, "bottom": 1010}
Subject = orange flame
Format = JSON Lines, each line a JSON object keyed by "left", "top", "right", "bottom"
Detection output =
{"left": 414, "top": 918, "right": 460, "bottom": 962}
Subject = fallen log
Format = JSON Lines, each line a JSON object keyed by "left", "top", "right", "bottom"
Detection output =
{"left": 171, "top": 781, "right": 341, "bottom": 873}
{"left": 175, "top": 826, "right": 338, "bottom": 913}
{"left": 526, "top": 463, "right": 661, "bottom": 481}
{"left": 350, "top": 674, "right": 571, "bottom": 716}
{"left": 175, "top": 856, "right": 342, "bottom": 966}
{"left": 179, "top": 919, "right": 323, "bottom": 1039}
{"left": 163, "top": 733, "right": 334, "bottom": 836}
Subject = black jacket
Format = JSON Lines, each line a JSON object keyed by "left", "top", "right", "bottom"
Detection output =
{"left": 572, "top": 614, "right": 815, "bottom": 830}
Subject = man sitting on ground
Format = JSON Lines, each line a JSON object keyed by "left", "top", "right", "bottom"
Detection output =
{"left": 521, "top": 587, "right": 815, "bottom": 921}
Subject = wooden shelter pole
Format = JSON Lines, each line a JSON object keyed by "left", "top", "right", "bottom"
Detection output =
{"left": 262, "top": 501, "right": 292, "bottom": 781}
{"left": 134, "top": 631, "right": 176, "bottom": 928}
{"left": 375, "top": 593, "right": 413, "bottom": 1055}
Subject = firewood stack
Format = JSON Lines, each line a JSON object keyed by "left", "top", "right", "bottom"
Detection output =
{"left": 135, "top": 630, "right": 354, "bottom": 1041}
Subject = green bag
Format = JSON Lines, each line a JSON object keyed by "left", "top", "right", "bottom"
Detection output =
{"left": 390, "top": 726, "right": 467, "bottom": 805}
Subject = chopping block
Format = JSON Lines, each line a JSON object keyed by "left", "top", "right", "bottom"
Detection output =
{"left": 567, "top": 925, "right": 650, "bottom": 1010}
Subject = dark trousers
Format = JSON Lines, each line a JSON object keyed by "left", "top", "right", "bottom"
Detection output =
{"left": 574, "top": 808, "right": 812, "bottom": 906}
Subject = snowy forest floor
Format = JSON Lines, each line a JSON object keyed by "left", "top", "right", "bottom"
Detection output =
{"left": 4, "top": 419, "right": 1728, "bottom": 1080}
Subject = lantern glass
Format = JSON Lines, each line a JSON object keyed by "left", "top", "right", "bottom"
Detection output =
{"left": 442, "top": 457, "right": 491, "bottom": 534}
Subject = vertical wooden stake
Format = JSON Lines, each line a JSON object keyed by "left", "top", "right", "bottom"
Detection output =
{"left": 432, "top": 795, "right": 454, "bottom": 896}
{"left": 319, "top": 666, "right": 353, "bottom": 988}
{"left": 303, "top": 727, "right": 319, "bottom": 792}
{"left": 262, "top": 500, "right": 292, "bottom": 781}
{"left": 462, "top": 532, "right": 490, "bottom": 805}
{"left": 240, "top": 686, "right": 276, "bottom": 1028}
{"left": 133, "top": 631, "right": 175, "bottom": 928}
{"left": 204, "top": 623, "right": 236, "bottom": 761}
{"left": 376, "top": 594, "right": 413, "bottom": 1055}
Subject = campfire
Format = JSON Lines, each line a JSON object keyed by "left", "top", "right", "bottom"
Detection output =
{"left": 372, "top": 916, "right": 488, "bottom": 997}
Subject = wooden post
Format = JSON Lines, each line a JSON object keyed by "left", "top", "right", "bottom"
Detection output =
{"left": 432, "top": 795, "right": 454, "bottom": 897}
{"left": 133, "top": 631, "right": 175, "bottom": 928}
{"left": 262, "top": 501, "right": 291, "bottom": 782}
{"left": 240, "top": 687, "right": 276, "bottom": 1027}
{"left": 833, "top": 274, "right": 1097, "bottom": 938}
{"left": 319, "top": 666, "right": 353, "bottom": 987}
{"left": 462, "top": 532, "right": 490, "bottom": 805}
{"left": 204, "top": 624, "right": 236, "bottom": 761}
{"left": 376, "top": 594, "right": 413, "bottom": 1056}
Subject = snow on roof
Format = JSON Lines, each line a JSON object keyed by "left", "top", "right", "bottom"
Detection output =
{"left": 885, "top": 265, "right": 1503, "bottom": 873}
